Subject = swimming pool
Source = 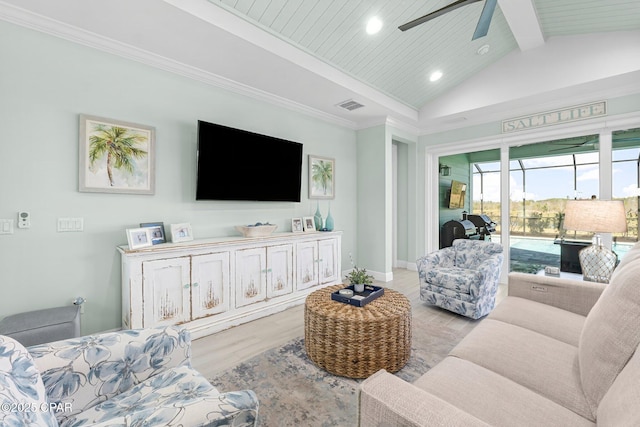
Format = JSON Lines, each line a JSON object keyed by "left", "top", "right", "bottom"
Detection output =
{"left": 495, "top": 236, "right": 633, "bottom": 260}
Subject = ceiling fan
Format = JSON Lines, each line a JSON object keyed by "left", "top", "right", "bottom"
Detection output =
{"left": 398, "top": 0, "right": 497, "bottom": 40}
{"left": 548, "top": 137, "right": 599, "bottom": 152}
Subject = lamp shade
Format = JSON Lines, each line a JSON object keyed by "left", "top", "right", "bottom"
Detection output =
{"left": 563, "top": 200, "right": 627, "bottom": 233}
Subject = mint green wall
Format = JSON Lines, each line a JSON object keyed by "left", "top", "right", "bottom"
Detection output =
{"left": 355, "top": 125, "right": 388, "bottom": 274}
{"left": 355, "top": 124, "right": 418, "bottom": 277}
{"left": 0, "top": 21, "right": 357, "bottom": 334}
{"left": 389, "top": 127, "right": 419, "bottom": 267}
{"left": 391, "top": 128, "right": 419, "bottom": 266}
{"left": 394, "top": 141, "right": 409, "bottom": 262}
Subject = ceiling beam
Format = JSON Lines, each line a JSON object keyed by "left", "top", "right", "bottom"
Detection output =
{"left": 499, "top": 0, "right": 545, "bottom": 51}
{"left": 163, "top": 0, "right": 418, "bottom": 123}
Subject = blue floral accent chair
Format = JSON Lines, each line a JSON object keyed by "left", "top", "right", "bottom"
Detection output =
{"left": 417, "top": 239, "right": 504, "bottom": 319}
{"left": 1, "top": 326, "right": 258, "bottom": 427}
{"left": 0, "top": 335, "right": 59, "bottom": 426}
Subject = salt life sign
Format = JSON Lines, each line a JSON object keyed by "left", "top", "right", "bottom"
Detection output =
{"left": 502, "top": 101, "right": 607, "bottom": 133}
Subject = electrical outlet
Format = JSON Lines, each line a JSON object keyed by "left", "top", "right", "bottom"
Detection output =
{"left": 17, "top": 211, "right": 30, "bottom": 229}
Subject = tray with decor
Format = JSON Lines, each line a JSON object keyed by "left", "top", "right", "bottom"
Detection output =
{"left": 331, "top": 284, "right": 384, "bottom": 307}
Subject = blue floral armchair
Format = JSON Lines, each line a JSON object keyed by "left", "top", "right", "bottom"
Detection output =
{"left": 0, "top": 326, "right": 258, "bottom": 427}
{"left": 417, "top": 239, "right": 504, "bottom": 319}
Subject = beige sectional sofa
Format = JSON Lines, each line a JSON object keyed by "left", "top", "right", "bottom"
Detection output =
{"left": 360, "top": 242, "right": 640, "bottom": 426}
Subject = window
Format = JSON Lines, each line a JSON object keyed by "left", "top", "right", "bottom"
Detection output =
{"left": 612, "top": 128, "right": 640, "bottom": 253}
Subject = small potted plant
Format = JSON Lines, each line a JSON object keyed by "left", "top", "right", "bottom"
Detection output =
{"left": 346, "top": 255, "right": 374, "bottom": 293}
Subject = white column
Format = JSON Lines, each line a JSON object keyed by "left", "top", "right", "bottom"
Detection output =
{"left": 599, "top": 130, "right": 614, "bottom": 249}
{"left": 500, "top": 145, "right": 510, "bottom": 282}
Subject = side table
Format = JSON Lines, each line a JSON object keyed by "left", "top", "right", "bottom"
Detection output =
{"left": 304, "top": 284, "right": 412, "bottom": 379}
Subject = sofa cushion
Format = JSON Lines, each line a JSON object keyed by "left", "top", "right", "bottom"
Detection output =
{"left": 57, "top": 365, "right": 258, "bottom": 427}
{"left": 597, "top": 345, "right": 640, "bottom": 427}
{"left": 449, "top": 319, "right": 592, "bottom": 420}
{"left": 414, "top": 357, "right": 594, "bottom": 427}
{"left": 578, "top": 242, "right": 640, "bottom": 417}
{"left": 424, "top": 267, "right": 478, "bottom": 294}
{"left": 610, "top": 241, "right": 640, "bottom": 280}
{"left": 0, "top": 335, "right": 59, "bottom": 427}
{"left": 488, "top": 296, "right": 586, "bottom": 346}
{"left": 360, "top": 369, "right": 491, "bottom": 427}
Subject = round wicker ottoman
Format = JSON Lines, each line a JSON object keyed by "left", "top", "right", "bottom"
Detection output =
{"left": 304, "top": 284, "right": 412, "bottom": 379}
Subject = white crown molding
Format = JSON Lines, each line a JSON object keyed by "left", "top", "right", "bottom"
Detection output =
{"left": 0, "top": 1, "right": 359, "bottom": 130}
{"left": 163, "top": 0, "right": 419, "bottom": 124}
{"left": 354, "top": 116, "right": 421, "bottom": 138}
{"left": 385, "top": 117, "right": 421, "bottom": 137}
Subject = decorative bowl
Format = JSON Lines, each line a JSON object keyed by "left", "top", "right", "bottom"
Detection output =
{"left": 235, "top": 224, "right": 278, "bottom": 238}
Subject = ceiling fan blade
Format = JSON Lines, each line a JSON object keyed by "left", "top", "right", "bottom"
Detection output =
{"left": 549, "top": 144, "right": 584, "bottom": 152}
{"left": 613, "top": 137, "right": 640, "bottom": 142}
{"left": 472, "top": 0, "right": 497, "bottom": 40}
{"left": 550, "top": 137, "right": 598, "bottom": 147}
{"left": 399, "top": 0, "right": 481, "bottom": 32}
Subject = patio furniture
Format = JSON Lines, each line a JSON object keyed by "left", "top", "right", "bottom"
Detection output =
{"left": 0, "top": 325, "right": 258, "bottom": 427}
{"left": 304, "top": 284, "right": 411, "bottom": 379}
{"left": 417, "top": 239, "right": 504, "bottom": 319}
{"left": 557, "top": 239, "right": 590, "bottom": 273}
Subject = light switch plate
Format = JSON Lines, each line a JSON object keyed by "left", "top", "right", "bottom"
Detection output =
{"left": 0, "top": 219, "right": 14, "bottom": 234}
{"left": 57, "top": 217, "right": 84, "bottom": 232}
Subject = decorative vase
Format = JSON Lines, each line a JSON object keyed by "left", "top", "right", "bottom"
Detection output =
{"left": 325, "top": 204, "right": 334, "bottom": 231}
{"left": 314, "top": 202, "right": 323, "bottom": 231}
{"left": 353, "top": 283, "right": 365, "bottom": 293}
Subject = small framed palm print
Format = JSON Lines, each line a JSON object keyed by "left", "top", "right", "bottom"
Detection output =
{"left": 79, "top": 114, "right": 155, "bottom": 194}
{"left": 309, "top": 155, "right": 334, "bottom": 199}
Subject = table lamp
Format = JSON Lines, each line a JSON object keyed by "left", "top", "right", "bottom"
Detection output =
{"left": 563, "top": 200, "right": 627, "bottom": 283}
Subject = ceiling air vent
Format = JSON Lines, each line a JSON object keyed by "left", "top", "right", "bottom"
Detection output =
{"left": 336, "top": 99, "right": 365, "bottom": 111}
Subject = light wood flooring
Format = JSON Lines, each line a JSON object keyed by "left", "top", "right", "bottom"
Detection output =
{"left": 191, "top": 268, "right": 507, "bottom": 378}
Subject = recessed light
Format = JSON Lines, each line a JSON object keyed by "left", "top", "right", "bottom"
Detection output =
{"left": 366, "top": 16, "right": 383, "bottom": 35}
{"left": 429, "top": 70, "right": 443, "bottom": 82}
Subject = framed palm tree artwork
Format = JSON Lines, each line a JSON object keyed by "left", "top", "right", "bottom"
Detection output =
{"left": 79, "top": 114, "right": 155, "bottom": 194}
{"left": 309, "top": 155, "right": 334, "bottom": 199}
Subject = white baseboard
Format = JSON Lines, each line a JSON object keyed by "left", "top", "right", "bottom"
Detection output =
{"left": 342, "top": 268, "right": 393, "bottom": 283}
{"left": 370, "top": 270, "right": 393, "bottom": 282}
{"left": 395, "top": 260, "right": 417, "bottom": 271}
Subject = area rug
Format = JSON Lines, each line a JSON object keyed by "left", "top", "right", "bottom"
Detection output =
{"left": 209, "top": 316, "right": 476, "bottom": 426}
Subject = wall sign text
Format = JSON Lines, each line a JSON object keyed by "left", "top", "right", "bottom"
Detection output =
{"left": 502, "top": 101, "right": 607, "bottom": 133}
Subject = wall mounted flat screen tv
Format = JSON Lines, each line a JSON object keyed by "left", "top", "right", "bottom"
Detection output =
{"left": 448, "top": 180, "right": 467, "bottom": 209}
{"left": 196, "top": 120, "right": 303, "bottom": 202}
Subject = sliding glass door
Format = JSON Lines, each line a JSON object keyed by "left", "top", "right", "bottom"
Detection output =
{"left": 612, "top": 128, "right": 640, "bottom": 260}
{"left": 438, "top": 149, "right": 501, "bottom": 249}
{"left": 433, "top": 126, "right": 640, "bottom": 272}
{"left": 508, "top": 135, "right": 599, "bottom": 273}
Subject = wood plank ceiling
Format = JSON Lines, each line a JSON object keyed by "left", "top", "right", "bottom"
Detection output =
{"left": 212, "top": 0, "right": 640, "bottom": 110}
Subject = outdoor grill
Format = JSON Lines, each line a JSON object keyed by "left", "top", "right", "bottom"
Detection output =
{"left": 441, "top": 219, "right": 479, "bottom": 248}
{"left": 467, "top": 214, "right": 497, "bottom": 240}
